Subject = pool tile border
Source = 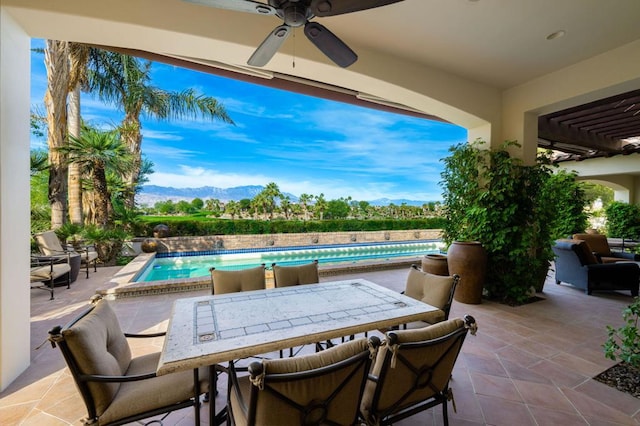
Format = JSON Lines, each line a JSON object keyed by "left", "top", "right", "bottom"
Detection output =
{"left": 97, "top": 253, "right": 419, "bottom": 299}
{"left": 154, "top": 239, "right": 442, "bottom": 258}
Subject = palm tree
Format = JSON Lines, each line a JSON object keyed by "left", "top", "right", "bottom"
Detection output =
{"left": 30, "top": 150, "right": 49, "bottom": 176}
{"left": 44, "top": 40, "right": 70, "bottom": 229}
{"left": 67, "top": 43, "right": 91, "bottom": 225}
{"left": 58, "top": 126, "right": 133, "bottom": 227}
{"left": 280, "top": 195, "right": 292, "bottom": 219}
{"left": 314, "top": 193, "right": 327, "bottom": 220}
{"left": 261, "top": 182, "right": 282, "bottom": 220}
{"left": 86, "top": 51, "right": 234, "bottom": 208}
{"left": 225, "top": 200, "right": 241, "bottom": 219}
{"left": 298, "top": 193, "right": 313, "bottom": 221}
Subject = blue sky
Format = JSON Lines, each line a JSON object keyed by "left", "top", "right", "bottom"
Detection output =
{"left": 30, "top": 40, "right": 467, "bottom": 202}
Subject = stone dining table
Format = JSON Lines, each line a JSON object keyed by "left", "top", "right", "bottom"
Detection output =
{"left": 157, "top": 278, "right": 439, "bottom": 424}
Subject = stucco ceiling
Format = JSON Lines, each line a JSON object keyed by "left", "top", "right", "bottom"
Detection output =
{"left": 4, "top": 0, "right": 640, "bottom": 156}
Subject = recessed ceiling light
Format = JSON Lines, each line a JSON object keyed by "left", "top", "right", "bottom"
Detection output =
{"left": 546, "top": 30, "right": 566, "bottom": 40}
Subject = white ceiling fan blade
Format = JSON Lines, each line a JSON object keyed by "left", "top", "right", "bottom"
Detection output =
{"left": 182, "top": 0, "right": 276, "bottom": 16}
{"left": 248, "top": 25, "right": 291, "bottom": 67}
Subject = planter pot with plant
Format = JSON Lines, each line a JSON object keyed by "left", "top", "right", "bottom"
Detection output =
{"left": 439, "top": 139, "right": 588, "bottom": 305}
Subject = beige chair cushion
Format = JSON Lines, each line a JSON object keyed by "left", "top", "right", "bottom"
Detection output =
{"left": 30, "top": 263, "right": 70, "bottom": 282}
{"left": 35, "top": 230, "right": 66, "bottom": 255}
{"left": 80, "top": 250, "right": 99, "bottom": 263}
{"left": 100, "top": 352, "right": 209, "bottom": 425}
{"left": 232, "top": 338, "right": 370, "bottom": 426}
{"left": 62, "top": 300, "right": 132, "bottom": 416}
{"left": 405, "top": 267, "right": 454, "bottom": 309}
{"left": 361, "top": 318, "right": 465, "bottom": 421}
{"left": 273, "top": 261, "right": 319, "bottom": 287}
{"left": 211, "top": 265, "right": 266, "bottom": 294}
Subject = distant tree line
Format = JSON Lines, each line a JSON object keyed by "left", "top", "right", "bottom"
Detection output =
{"left": 139, "top": 182, "right": 443, "bottom": 221}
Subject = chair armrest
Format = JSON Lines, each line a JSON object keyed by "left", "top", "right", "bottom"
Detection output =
{"left": 31, "top": 256, "right": 52, "bottom": 267}
{"left": 71, "top": 244, "right": 95, "bottom": 254}
{"left": 39, "top": 247, "right": 71, "bottom": 256}
{"left": 586, "top": 262, "right": 639, "bottom": 271}
{"left": 124, "top": 331, "right": 166, "bottom": 338}
{"left": 32, "top": 253, "right": 70, "bottom": 265}
{"left": 611, "top": 251, "right": 640, "bottom": 261}
{"left": 79, "top": 371, "right": 158, "bottom": 383}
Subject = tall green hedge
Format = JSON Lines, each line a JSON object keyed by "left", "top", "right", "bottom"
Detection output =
{"left": 131, "top": 218, "right": 446, "bottom": 238}
{"left": 605, "top": 202, "right": 640, "bottom": 240}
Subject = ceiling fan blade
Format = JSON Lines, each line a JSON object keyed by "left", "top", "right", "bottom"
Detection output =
{"left": 247, "top": 25, "right": 291, "bottom": 67}
{"left": 304, "top": 22, "right": 357, "bottom": 68}
{"left": 182, "top": 0, "right": 276, "bottom": 16}
{"left": 310, "top": 0, "right": 404, "bottom": 17}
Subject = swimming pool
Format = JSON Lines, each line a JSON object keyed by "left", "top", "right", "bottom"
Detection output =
{"left": 136, "top": 240, "right": 443, "bottom": 282}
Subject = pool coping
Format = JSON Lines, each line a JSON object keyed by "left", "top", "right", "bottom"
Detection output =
{"left": 96, "top": 252, "right": 422, "bottom": 299}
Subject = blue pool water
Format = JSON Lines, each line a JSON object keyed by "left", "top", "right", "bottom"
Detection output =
{"left": 137, "top": 240, "right": 443, "bottom": 282}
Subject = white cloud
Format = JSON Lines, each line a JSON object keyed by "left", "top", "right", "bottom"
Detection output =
{"left": 143, "top": 142, "right": 205, "bottom": 160}
{"left": 147, "top": 165, "right": 442, "bottom": 201}
{"left": 141, "top": 129, "right": 184, "bottom": 141}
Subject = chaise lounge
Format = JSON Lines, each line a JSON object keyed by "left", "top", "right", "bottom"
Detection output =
{"left": 552, "top": 239, "right": 639, "bottom": 296}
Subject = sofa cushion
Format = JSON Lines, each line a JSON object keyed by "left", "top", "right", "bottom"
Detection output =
{"left": 571, "top": 240, "right": 600, "bottom": 265}
{"left": 573, "top": 233, "right": 612, "bottom": 256}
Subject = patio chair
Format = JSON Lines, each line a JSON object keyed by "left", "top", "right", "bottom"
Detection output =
{"left": 35, "top": 230, "right": 98, "bottom": 279}
{"left": 209, "top": 264, "right": 266, "bottom": 295}
{"left": 572, "top": 233, "right": 640, "bottom": 263}
{"left": 30, "top": 254, "right": 71, "bottom": 300}
{"left": 227, "top": 336, "right": 380, "bottom": 426}
{"left": 400, "top": 264, "right": 460, "bottom": 328}
{"left": 553, "top": 239, "right": 639, "bottom": 296}
{"left": 272, "top": 259, "right": 319, "bottom": 287}
{"left": 359, "top": 315, "right": 477, "bottom": 426}
{"left": 47, "top": 297, "right": 209, "bottom": 426}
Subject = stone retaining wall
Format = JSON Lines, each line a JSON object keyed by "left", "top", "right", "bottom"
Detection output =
{"left": 142, "top": 229, "right": 443, "bottom": 253}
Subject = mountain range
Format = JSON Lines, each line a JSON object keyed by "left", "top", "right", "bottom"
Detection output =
{"left": 136, "top": 185, "right": 430, "bottom": 207}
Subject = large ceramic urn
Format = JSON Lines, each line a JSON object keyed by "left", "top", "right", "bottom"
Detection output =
{"left": 446, "top": 241, "right": 487, "bottom": 304}
{"left": 421, "top": 254, "right": 449, "bottom": 276}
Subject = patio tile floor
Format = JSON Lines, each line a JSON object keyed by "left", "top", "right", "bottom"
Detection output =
{"left": 1, "top": 265, "right": 639, "bottom": 425}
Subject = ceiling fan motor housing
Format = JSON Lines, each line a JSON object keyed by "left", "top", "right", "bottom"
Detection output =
{"left": 184, "top": 0, "right": 406, "bottom": 67}
{"left": 272, "top": 0, "right": 313, "bottom": 27}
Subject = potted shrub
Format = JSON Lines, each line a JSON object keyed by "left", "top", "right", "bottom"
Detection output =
{"left": 440, "top": 139, "right": 583, "bottom": 304}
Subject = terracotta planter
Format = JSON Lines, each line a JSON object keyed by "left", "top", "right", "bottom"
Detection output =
{"left": 421, "top": 254, "right": 449, "bottom": 276}
{"left": 447, "top": 241, "right": 487, "bottom": 304}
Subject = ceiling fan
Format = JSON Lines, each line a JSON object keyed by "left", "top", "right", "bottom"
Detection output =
{"left": 183, "top": 0, "right": 405, "bottom": 68}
